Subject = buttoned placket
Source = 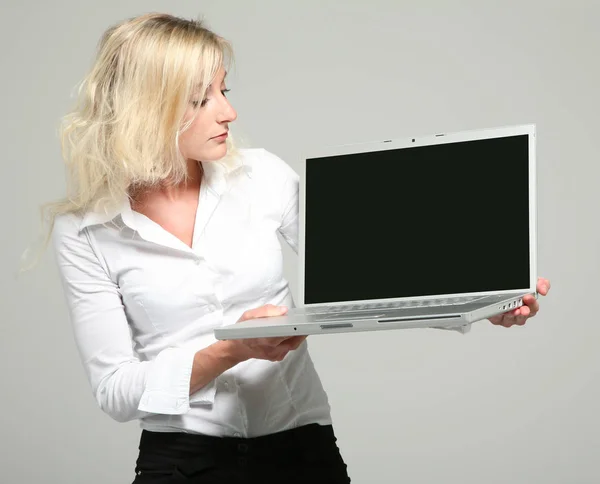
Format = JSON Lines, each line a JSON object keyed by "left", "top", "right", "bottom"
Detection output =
{"left": 192, "top": 170, "right": 228, "bottom": 322}
{"left": 194, "top": 168, "right": 245, "bottom": 433}
{"left": 121, "top": 163, "right": 249, "bottom": 432}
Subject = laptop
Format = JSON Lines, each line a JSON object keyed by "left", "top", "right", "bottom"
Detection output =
{"left": 214, "top": 123, "right": 538, "bottom": 340}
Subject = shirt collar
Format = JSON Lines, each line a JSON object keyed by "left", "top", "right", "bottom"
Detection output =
{"left": 201, "top": 155, "right": 252, "bottom": 196}
{"left": 78, "top": 198, "right": 127, "bottom": 232}
{"left": 78, "top": 158, "right": 252, "bottom": 232}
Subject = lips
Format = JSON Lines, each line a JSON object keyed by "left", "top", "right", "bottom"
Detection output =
{"left": 212, "top": 131, "right": 228, "bottom": 139}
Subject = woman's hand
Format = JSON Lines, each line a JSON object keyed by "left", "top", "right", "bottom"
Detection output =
{"left": 224, "top": 304, "right": 307, "bottom": 363}
{"left": 488, "top": 277, "right": 551, "bottom": 327}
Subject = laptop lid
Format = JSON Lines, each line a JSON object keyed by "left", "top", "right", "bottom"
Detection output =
{"left": 298, "top": 124, "right": 537, "bottom": 307}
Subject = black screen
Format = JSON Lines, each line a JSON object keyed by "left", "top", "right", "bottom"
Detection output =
{"left": 304, "top": 134, "right": 531, "bottom": 304}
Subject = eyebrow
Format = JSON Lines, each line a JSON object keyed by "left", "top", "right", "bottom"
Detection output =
{"left": 194, "top": 70, "right": 228, "bottom": 94}
{"left": 201, "top": 70, "right": 228, "bottom": 89}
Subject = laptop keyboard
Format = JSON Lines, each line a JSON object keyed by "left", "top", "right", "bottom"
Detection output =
{"left": 303, "top": 295, "right": 486, "bottom": 315}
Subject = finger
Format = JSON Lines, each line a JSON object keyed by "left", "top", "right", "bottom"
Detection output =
{"left": 258, "top": 304, "right": 288, "bottom": 317}
{"left": 239, "top": 304, "right": 288, "bottom": 322}
{"left": 536, "top": 278, "right": 550, "bottom": 295}
{"left": 269, "top": 334, "right": 307, "bottom": 348}
{"left": 257, "top": 336, "right": 290, "bottom": 347}
{"left": 501, "top": 314, "right": 519, "bottom": 327}
{"left": 285, "top": 336, "right": 307, "bottom": 351}
{"left": 265, "top": 336, "right": 306, "bottom": 359}
{"left": 490, "top": 314, "right": 506, "bottom": 326}
{"left": 268, "top": 348, "right": 289, "bottom": 362}
{"left": 522, "top": 295, "right": 540, "bottom": 313}
{"left": 513, "top": 305, "right": 531, "bottom": 317}
{"left": 524, "top": 298, "right": 539, "bottom": 315}
{"left": 266, "top": 336, "right": 302, "bottom": 352}
{"left": 244, "top": 335, "right": 289, "bottom": 348}
{"left": 515, "top": 316, "right": 528, "bottom": 326}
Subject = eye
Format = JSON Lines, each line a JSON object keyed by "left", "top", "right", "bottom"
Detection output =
{"left": 191, "top": 88, "right": 230, "bottom": 109}
{"left": 190, "top": 99, "right": 208, "bottom": 108}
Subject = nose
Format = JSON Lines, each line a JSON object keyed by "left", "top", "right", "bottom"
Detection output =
{"left": 218, "top": 97, "right": 237, "bottom": 124}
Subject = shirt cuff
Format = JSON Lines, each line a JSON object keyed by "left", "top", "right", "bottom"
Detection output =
{"left": 137, "top": 347, "right": 216, "bottom": 414}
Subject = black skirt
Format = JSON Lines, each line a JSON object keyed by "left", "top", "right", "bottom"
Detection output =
{"left": 132, "top": 423, "right": 351, "bottom": 483}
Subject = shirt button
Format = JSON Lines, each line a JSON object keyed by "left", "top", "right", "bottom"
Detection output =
{"left": 223, "top": 382, "right": 229, "bottom": 390}
{"left": 234, "top": 432, "right": 242, "bottom": 438}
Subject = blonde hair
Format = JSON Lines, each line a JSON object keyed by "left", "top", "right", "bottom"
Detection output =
{"left": 22, "top": 12, "right": 238, "bottom": 271}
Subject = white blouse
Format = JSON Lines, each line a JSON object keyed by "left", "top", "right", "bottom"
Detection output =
{"left": 52, "top": 147, "right": 469, "bottom": 438}
{"left": 52, "top": 148, "right": 332, "bottom": 438}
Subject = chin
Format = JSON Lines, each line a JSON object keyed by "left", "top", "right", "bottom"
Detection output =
{"left": 197, "top": 145, "right": 228, "bottom": 162}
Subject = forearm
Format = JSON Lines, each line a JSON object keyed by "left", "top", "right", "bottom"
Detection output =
{"left": 189, "top": 340, "right": 242, "bottom": 395}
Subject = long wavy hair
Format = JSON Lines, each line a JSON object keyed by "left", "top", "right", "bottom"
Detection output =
{"left": 22, "top": 12, "right": 238, "bottom": 271}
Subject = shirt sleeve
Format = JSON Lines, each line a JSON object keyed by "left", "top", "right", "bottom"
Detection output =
{"left": 277, "top": 160, "right": 300, "bottom": 254}
{"left": 51, "top": 214, "right": 216, "bottom": 423}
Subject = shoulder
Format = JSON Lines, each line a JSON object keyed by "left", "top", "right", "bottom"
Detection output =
{"left": 51, "top": 212, "right": 90, "bottom": 252}
{"left": 236, "top": 148, "right": 299, "bottom": 214}
{"left": 52, "top": 212, "right": 84, "bottom": 238}
{"left": 238, "top": 148, "right": 298, "bottom": 184}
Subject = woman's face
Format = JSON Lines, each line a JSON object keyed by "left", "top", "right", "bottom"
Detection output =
{"left": 179, "top": 66, "right": 237, "bottom": 163}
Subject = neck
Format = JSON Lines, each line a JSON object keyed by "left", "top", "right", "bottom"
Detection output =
{"left": 161, "top": 160, "right": 203, "bottom": 198}
{"left": 184, "top": 159, "right": 203, "bottom": 185}
{"left": 131, "top": 160, "right": 203, "bottom": 204}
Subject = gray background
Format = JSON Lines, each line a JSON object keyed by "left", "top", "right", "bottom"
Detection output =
{"left": 3, "top": 1, "right": 599, "bottom": 483}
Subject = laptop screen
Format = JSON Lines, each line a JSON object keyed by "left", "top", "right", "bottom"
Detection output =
{"left": 303, "top": 134, "right": 531, "bottom": 305}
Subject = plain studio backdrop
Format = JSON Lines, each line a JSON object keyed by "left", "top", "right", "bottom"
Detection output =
{"left": 2, "top": 1, "right": 598, "bottom": 483}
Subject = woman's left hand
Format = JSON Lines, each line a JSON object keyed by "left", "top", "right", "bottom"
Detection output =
{"left": 488, "top": 277, "right": 551, "bottom": 328}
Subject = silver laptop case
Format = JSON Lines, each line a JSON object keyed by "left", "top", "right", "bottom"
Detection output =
{"left": 215, "top": 123, "right": 537, "bottom": 340}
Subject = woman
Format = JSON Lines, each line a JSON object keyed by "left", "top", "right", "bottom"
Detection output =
{"left": 47, "top": 12, "right": 550, "bottom": 484}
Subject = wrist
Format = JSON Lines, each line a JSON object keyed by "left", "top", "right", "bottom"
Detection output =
{"left": 189, "top": 341, "right": 243, "bottom": 396}
{"left": 211, "top": 340, "right": 246, "bottom": 367}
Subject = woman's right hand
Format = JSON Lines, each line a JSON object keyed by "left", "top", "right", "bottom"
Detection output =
{"left": 223, "top": 304, "right": 307, "bottom": 363}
